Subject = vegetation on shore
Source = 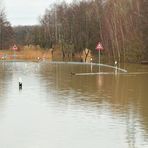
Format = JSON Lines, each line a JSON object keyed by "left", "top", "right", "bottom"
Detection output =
{"left": 0, "top": 45, "right": 94, "bottom": 63}
{"left": 0, "top": 0, "right": 148, "bottom": 63}
{"left": 0, "top": 45, "right": 52, "bottom": 61}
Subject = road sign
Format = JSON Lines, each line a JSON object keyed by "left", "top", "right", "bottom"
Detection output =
{"left": 96, "top": 42, "right": 103, "bottom": 51}
{"left": 12, "top": 45, "right": 18, "bottom": 51}
{"left": 96, "top": 42, "right": 104, "bottom": 72}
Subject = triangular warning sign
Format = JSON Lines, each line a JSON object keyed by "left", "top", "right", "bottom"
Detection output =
{"left": 12, "top": 45, "right": 18, "bottom": 51}
{"left": 96, "top": 42, "right": 103, "bottom": 51}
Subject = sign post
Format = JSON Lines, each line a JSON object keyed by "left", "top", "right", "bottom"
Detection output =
{"left": 12, "top": 44, "right": 18, "bottom": 59}
{"left": 96, "top": 42, "right": 103, "bottom": 72}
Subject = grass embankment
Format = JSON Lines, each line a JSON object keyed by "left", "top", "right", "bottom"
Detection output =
{"left": 0, "top": 45, "right": 52, "bottom": 61}
{"left": 0, "top": 45, "right": 102, "bottom": 63}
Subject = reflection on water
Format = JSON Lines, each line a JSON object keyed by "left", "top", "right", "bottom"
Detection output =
{"left": 0, "top": 62, "right": 148, "bottom": 148}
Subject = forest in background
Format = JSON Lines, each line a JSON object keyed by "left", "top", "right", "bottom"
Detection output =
{"left": 0, "top": 0, "right": 148, "bottom": 62}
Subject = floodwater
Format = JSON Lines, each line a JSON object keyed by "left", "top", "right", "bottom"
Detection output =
{"left": 0, "top": 61, "right": 148, "bottom": 148}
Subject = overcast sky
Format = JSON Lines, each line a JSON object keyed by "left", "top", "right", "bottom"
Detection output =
{"left": 4, "top": 0, "right": 72, "bottom": 26}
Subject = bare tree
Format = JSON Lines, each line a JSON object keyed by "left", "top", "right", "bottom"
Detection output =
{"left": 13, "top": 0, "right": 147, "bottom": 62}
{"left": 0, "top": 7, "right": 14, "bottom": 50}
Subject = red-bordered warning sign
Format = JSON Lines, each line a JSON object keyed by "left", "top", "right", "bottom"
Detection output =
{"left": 96, "top": 42, "right": 103, "bottom": 51}
{"left": 12, "top": 45, "right": 18, "bottom": 51}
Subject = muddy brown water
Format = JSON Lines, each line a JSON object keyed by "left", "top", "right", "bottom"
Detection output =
{"left": 0, "top": 62, "right": 148, "bottom": 148}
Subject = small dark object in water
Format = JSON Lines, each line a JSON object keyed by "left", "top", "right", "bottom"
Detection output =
{"left": 19, "top": 82, "right": 22, "bottom": 89}
{"left": 19, "top": 77, "right": 22, "bottom": 89}
{"left": 70, "top": 72, "right": 75, "bottom": 75}
{"left": 141, "top": 61, "right": 148, "bottom": 64}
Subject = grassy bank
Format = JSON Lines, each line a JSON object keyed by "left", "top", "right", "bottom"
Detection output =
{"left": 0, "top": 45, "right": 52, "bottom": 61}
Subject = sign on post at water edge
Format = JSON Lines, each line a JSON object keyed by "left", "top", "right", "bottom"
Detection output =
{"left": 12, "top": 45, "right": 18, "bottom": 51}
{"left": 96, "top": 42, "right": 104, "bottom": 72}
{"left": 12, "top": 44, "right": 18, "bottom": 59}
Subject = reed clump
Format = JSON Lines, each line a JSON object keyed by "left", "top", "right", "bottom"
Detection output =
{"left": 19, "top": 45, "right": 52, "bottom": 60}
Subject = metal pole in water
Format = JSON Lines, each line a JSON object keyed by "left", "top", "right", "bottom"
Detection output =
{"left": 115, "top": 60, "right": 118, "bottom": 74}
{"left": 99, "top": 50, "right": 100, "bottom": 72}
{"left": 91, "top": 57, "right": 93, "bottom": 72}
{"left": 19, "top": 77, "right": 22, "bottom": 90}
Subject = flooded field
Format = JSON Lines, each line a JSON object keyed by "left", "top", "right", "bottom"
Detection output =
{"left": 0, "top": 62, "right": 148, "bottom": 148}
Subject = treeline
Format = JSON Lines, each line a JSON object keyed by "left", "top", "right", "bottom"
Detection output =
{"left": 38, "top": 0, "right": 148, "bottom": 62}
{"left": 1, "top": 0, "right": 148, "bottom": 62}
{"left": 0, "top": 5, "right": 14, "bottom": 50}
